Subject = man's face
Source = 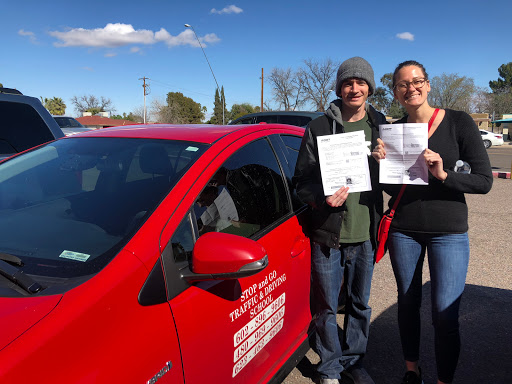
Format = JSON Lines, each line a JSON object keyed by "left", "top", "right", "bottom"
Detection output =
{"left": 340, "top": 78, "right": 369, "bottom": 110}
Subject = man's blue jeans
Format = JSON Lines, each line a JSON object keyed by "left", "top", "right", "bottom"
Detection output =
{"left": 311, "top": 240, "right": 374, "bottom": 379}
{"left": 388, "top": 231, "right": 469, "bottom": 383}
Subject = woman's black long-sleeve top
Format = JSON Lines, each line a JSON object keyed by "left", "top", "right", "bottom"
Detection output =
{"left": 385, "top": 109, "right": 493, "bottom": 234}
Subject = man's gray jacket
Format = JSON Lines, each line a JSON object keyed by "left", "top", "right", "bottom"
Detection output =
{"left": 293, "top": 100, "right": 386, "bottom": 250}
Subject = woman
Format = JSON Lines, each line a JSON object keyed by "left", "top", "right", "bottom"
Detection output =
{"left": 372, "top": 60, "right": 493, "bottom": 384}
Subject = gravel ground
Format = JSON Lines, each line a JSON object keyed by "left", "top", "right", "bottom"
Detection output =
{"left": 283, "top": 178, "right": 512, "bottom": 384}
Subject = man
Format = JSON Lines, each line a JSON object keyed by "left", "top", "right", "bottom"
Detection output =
{"left": 293, "top": 57, "right": 385, "bottom": 384}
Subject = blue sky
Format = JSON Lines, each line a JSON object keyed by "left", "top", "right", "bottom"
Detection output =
{"left": 2, "top": 0, "right": 510, "bottom": 119}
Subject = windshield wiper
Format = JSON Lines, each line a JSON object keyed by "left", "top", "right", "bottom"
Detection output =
{"left": 0, "top": 252, "right": 23, "bottom": 266}
{"left": 0, "top": 260, "right": 43, "bottom": 294}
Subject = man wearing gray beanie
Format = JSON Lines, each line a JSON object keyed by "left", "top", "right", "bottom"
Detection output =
{"left": 293, "top": 57, "right": 385, "bottom": 384}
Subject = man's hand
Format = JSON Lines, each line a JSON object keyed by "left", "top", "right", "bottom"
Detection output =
{"left": 326, "top": 186, "right": 349, "bottom": 207}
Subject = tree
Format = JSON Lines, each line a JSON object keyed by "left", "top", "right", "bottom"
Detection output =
{"left": 111, "top": 112, "right": 138, "bottom": 122}
{"left": 156, "top": 92, "right": 205, "bottom": 124}
{"left": 428, "top": 73, "right": 476, "bottom": 112}
{"left": 489, "top": 62, "right": 512, "bottom": 93}
{"left": 229, "top": 103, "right": 259, "bottom": 121}
{"left": 486, "top": 63, "right": 512, "bottom": 118}
{"left": 298, "top": 58, "right": 338, "bottom": 112}
{"left": 267, "top": 67, "right": 306, "bottom": 111}
{"left": 41, "top": 97, "right": 66, "bottom": 115}
{"left": 71, "top": 95, "right": 115, "bottom": 115}
{"left": 369, "top": 73, "right": 405, "bottom": 118}
{"left": 210, "top": 87, "right": 228, "bottom": 124}
{"left": 368, "top": 87, "right": 389, "bottom": 114}
{"left": 211, "top": 88, "right": 222, "bottom": 124}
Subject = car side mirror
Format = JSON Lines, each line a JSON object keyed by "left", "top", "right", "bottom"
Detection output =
{"left": 181, "top": 232, "right": 268, "bottom": 282}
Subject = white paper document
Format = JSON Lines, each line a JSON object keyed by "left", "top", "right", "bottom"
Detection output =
{"left": 317, "top": 130, "right": 372, "bottom": 196}
{"left": 379, "top": 123, "right": 429, "bottom": 185}
{"left": 200, "top": 187, "right": 239, "bottom": 231}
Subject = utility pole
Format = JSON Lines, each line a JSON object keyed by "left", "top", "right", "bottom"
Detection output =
{"left": 261, "top": 68, "right": 264, "bottom": 112}
{"left": 139, "top": 77, "right": 150, "bottom": 124}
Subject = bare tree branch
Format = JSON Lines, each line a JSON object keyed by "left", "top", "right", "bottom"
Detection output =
{"left": 298, "top": 58, "right": 338, "bottom": 112}
{"left": 267, "top": 67, "right": 306, "bottom": 111}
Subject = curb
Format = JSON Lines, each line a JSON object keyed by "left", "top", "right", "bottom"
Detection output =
{"left": 492, "top": 171, "right": 511, "bottom": 179}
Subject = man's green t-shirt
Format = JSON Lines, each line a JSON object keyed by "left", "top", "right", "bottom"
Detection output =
{"left": 339, "top": 113, "right": 373, "bottom": 243}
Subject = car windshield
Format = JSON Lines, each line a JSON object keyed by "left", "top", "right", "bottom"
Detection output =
{"left": 54, "top": 117, "right": 84, "bottom": 128}
{"left": 0, "top": 137, "right": 207, "bottom": 280}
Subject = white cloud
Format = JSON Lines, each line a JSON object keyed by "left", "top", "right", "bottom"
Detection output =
{"left": 396, "top": 32, "right": 414, "bottom": 41}
{"left": 48, "top": 23, "right": 220, "bottom": 49}
{"left": 81, "top": 67, "right": 94, "bottom": 72}
{"left": 210, "top": 5, "right": 243, "bottom": 14}
{"left": 104, "top": 52, "right": 117, "bottom": 58}
{"left": 19, "top": 29, "right": 38, "bottom": 44}
{"left": 130, "top": 47, "right": 141, "bottom": 53}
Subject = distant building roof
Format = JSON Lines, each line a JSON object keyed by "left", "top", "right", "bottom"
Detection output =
{"left": 76, "top": 115, "right": 141, "bottom": 128}
{"left": 491, "top": 118, "right": 512, "bottom": 123}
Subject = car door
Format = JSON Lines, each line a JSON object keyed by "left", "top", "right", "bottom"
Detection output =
{"left": 159, "top": 130, "right": 311, "bottom": 383}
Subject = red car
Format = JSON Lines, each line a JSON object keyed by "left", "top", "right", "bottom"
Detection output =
{"left": 0, "top": 123, "right": 312, "bottom": 383}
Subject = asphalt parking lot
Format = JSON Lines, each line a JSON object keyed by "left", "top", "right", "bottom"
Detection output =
{"left": 283, "top": 148, "right": 512, "bottom": 384}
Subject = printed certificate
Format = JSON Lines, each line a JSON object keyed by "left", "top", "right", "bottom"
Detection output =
{"left": 379, "top": 123, "right": 428, "bottom": 185}
{"left": 317, "top": 130, "right": 372, "bottom": 195}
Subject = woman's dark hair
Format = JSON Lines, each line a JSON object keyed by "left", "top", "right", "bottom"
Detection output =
{"left": 392, "top": 60, "right": 429, "bottom": 88}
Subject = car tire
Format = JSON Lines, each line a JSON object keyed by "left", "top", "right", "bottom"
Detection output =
{"left": 483, "top": 139, "right": 492, "bottom": 149}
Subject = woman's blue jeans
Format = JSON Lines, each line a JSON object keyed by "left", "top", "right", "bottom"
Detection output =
{"left": 388, "top": 231, "right": 469, "bottom": 383}
{"left": 311, "top": 240, "right": 374, "bottom": 379}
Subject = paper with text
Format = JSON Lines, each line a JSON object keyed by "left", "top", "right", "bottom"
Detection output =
{"left": 379, "top": 123, "right": 428, "bottom": 185}
{"left": 317, "top": 130, "right": 372, "bottom": 195}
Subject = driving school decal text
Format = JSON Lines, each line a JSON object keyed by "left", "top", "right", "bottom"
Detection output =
{"left": 230, "top": 270, "right": 287, "bottom": 377}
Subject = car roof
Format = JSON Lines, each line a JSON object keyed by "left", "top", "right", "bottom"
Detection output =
{"left": 62, "top": 123, "right": 304, "bottom": 144}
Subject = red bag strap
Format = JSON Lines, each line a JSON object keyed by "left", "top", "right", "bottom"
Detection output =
{"left": 389, "top": 108, "right": 439, "bottom": 217}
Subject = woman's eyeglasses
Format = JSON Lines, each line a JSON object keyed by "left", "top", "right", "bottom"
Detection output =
{"left": 394, "top": 78, "right": 427, "bottom": 91}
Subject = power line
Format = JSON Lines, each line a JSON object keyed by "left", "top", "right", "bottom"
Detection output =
{"left": 150, "top": 78, "right": 217, "bottom": 99}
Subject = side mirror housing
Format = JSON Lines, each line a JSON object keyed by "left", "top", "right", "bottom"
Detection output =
{"left": 181, "top": 232, "right": 268, "bottom": 282}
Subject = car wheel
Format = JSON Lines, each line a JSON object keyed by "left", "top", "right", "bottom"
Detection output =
{"left": 483, "top": 139, "right": 492, "bottom": 149}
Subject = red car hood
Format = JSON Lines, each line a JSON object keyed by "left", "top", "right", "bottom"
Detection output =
{"left": 0, "top": 295, "right": 62, "bottom": 350}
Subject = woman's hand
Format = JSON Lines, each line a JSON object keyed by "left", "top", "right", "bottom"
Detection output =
{"left": 326, "top": 186, "right": 349, "bottom": 207}
{"left": 372, "top": 138, "right": 386, "bottom": 163}
{"left": 424, "top": 148, "right": 447, "bottom": 181}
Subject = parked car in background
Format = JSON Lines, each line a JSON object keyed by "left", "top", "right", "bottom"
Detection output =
{"left": 53, "top": 116, "right": 95, "bottom": 136}
{"left": 230, "top": 111, "right": 323, "bottom": 127}
{"left": 480, "top": 129, "right": 503, "bottom": 148}
{"left": 0, "top": 88, "right": 64, "bottom": 160}
{"left": 0, "top": 123, "right": 312, "bottom": 384}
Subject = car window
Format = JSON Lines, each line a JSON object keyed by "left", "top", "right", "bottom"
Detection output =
{"left": 0, "top": 137, "right": 207, "bottom": 279}
{"left": 280, "top": 135, "right": 302, "bottom": 172}
{"left": 54, "top": 117, "right": 84, "bottom": 128}
{"left": 232, "top": 117, "right": 253, "bottom": 125}
{"left": 269, "top": 134, "right": 305, "bottom": 211}
{"left": 171, "top": 138, "right": 290, "bottom": 264}
{"left": 255, "top": 115, "right": 278, "bottom": 124}
{"left": 278, "top": 115, "right": 312, "bottom": 127}
{"left": 202, "top": 138, "right": 289, "bottom": 236}
{"left": 0, "top": 102, "right": 56, "bottom": 155}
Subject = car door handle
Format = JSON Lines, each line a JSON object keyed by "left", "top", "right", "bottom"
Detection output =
{"left": 290, "top": 237, "right": 307, "bottom": 258}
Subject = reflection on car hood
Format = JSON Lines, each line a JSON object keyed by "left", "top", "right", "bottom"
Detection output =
{"left": 0, "top": 295, "right": 62, "bottom": 350}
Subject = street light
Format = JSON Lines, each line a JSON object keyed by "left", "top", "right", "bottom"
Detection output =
{"left": 184, "top": 23, "right": 225, "bottom": 124}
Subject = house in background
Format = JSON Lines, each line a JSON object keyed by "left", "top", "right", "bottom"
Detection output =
{"left": 76, "top": 112, "right": 140, "bottom": 129}
{"left": 491, "top": 114, "right": 512, "bottom": 141}
{"left": 470, "top": 113, "right": 491, "bottom": 130}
